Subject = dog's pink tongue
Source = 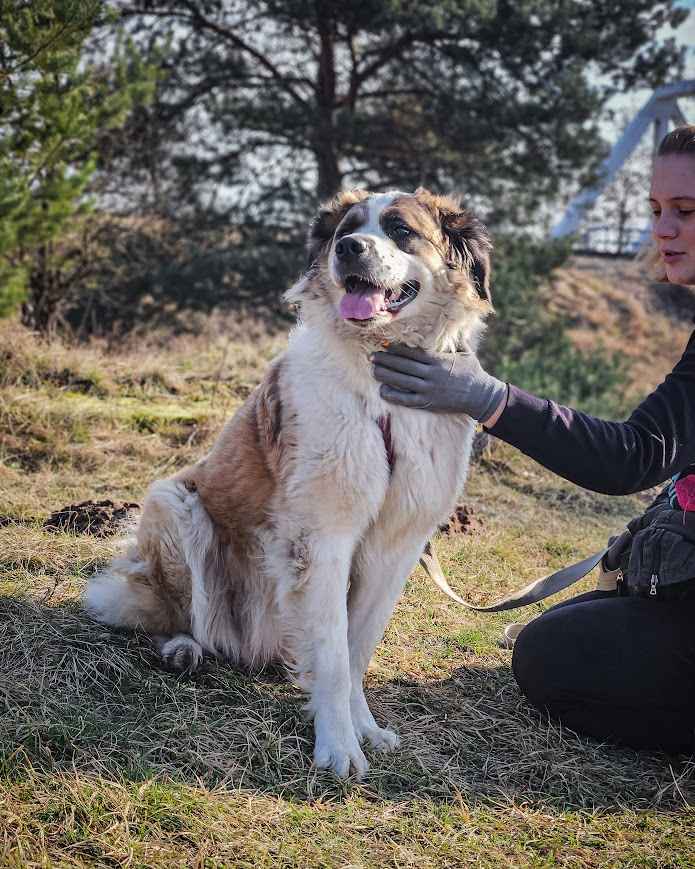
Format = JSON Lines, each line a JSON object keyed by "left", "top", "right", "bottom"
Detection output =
{"left": 339, "top": 290, "right": 384, "bottom": 320}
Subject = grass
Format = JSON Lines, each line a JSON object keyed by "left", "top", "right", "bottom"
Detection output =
{"left": 1, "top": 311, "right": 694, "bottom": 868}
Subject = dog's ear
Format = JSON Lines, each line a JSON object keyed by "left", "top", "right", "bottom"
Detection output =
{"left": 306, "top": 189, "right": 370, "bottom": 269}
{"left": 415, "top": 188, "right": 493, "bottom": 304}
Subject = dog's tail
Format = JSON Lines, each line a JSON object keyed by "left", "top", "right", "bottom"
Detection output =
{"left": 83, "top": 478, "right": 206, "bottom": 638}
{"left": 84, "top": 547, "right": 175, "bottom": 634}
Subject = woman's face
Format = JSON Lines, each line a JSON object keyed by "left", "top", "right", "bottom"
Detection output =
{"left": 650, "top": 154, "right": 695, "bottom": 286}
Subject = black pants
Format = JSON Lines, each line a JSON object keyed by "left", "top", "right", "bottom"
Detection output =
{"left": 512, "top": 590, "right": 695, "bottom": 754}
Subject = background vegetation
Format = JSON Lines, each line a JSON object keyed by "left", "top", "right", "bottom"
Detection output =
{"left": 0, "top": 0, "right": 690, "bottom": 409}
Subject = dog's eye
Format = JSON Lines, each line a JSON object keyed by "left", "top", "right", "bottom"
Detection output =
{"left": 391, "top": 223, "right": 413, "bottom": 239}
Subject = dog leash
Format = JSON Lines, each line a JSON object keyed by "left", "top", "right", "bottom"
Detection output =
{"left": 419, "top": 540, "right": 609, "bottom": 612}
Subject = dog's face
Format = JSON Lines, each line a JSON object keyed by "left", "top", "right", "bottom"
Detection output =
{"left": 288, "top": 187, "right": 492, "bottom": 349}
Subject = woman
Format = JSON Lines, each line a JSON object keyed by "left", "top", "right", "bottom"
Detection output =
{"left": 372, "top": 125, "right": 695, "bottom": 754}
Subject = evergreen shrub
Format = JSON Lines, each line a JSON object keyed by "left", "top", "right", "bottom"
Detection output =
{"left": 482, "top": 237, "right": 628, "bottom": 418}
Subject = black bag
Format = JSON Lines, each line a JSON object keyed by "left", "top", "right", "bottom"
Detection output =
{"left": 608, "top": 486, "right": 695, "bottom": 600}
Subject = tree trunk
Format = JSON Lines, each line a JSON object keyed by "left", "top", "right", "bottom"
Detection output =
{"left": 617, "top": 200, "right": 628, "bottom": 255}
{"left": 314, "top": 8, "right": 342, "bottom": 202}
{"left": 21, "top": 242, "right": 62, "bottom": 336}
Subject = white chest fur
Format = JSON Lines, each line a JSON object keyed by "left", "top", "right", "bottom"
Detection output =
{"left": 282, "top": 325, "right": 474, "bottom": 535}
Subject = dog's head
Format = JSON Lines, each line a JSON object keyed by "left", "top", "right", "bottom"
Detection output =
{"left": 286, "top": 187, "right": 493, "bottom": 349}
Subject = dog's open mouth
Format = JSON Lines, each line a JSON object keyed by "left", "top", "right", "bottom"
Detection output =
{"left": 339, "top": 276, "right": 420, "bottom": 321}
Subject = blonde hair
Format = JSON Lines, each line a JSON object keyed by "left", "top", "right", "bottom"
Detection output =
{"left": 640, "top": 125, "right": 695, "bottom": 282}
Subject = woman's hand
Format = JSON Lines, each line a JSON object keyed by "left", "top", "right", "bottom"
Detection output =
{"left": 371, "top": 344, "right": 508, "bottom": 425}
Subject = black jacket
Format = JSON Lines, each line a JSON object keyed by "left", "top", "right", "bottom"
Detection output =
{"left": 488, "top": 331, "right": 695, "bottom": 495}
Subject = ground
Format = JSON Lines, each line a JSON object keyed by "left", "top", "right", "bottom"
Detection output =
{"left": 1, "top": 261, "right": 694, "bottom": 867}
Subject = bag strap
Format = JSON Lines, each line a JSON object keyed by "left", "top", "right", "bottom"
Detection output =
{"left": 419, "top": 541, "right": 609, "bottom": 612}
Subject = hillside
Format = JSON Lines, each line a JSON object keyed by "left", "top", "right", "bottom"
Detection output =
{"left": 549, "top": 255, "right": 694, "bottom": 395}
{"left": 1, "top": 269, "right": 694, "bottom": 866}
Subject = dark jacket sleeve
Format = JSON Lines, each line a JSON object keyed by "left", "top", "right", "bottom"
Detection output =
{"left": 487, "top": 331, "right": 695, "bottom": 495}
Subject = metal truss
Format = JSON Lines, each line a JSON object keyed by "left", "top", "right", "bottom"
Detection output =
{"left": 551, "top": 79, "right": 695, "bottom": 240}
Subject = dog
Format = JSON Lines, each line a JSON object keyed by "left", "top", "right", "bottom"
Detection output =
{"left": 84, "top": 187, "right": 493, "bottom": 778}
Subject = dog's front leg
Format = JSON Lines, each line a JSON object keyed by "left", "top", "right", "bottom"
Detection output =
{"left": 298, "top": 534, "right": 368, "bottom": 779}
{"left": 347, "top": 537, "right": 429, "bottom": 753}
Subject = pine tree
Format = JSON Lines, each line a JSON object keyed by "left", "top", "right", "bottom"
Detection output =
{"left": 117, "top": 0, "right": 688, "bottom": 221}
{"left": 0, "top": 0, "right": 155, "bottom": 333}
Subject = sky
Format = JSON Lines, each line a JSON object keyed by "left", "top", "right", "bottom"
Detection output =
{"left": 673, "top": 0, "right": 695, "bottom": 76}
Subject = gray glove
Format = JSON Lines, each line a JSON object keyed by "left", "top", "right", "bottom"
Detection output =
{"left": 371, "top": 344, "right": 508, "bottom": 422}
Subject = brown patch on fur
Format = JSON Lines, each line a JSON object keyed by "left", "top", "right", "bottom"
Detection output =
{"left": 131, "top": 500, "right": 193, "bottom": 633}
{"left": 410, "top": 188, "right": 493, "bottom": 304}
{"left": 383, "top": 196, "right": 444, "bottom": 250}
{"left": 144, "top": 552, "right": 190, "bottom": 633}
{"left": 306, "top": 189, "right": 370, "bottom": 268}
{"left": 187, "top": 359, "right": 287, "bottom": 544}
{"left": 260, "top": 361, "right": 283, "bottom": 446}
{"left": 382, "top": 196, "right": 451, "bottom": 282}
{"left": 289, "top": 532, "right": 311, "bottom": 586}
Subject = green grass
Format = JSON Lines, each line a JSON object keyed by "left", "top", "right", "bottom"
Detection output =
{"left": 0, "top": 318, "right": 693, "bottom": 868}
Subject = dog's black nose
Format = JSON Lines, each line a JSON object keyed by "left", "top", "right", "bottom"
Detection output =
{"left": 335, "top": 236, "right": 368, "bottom": 259}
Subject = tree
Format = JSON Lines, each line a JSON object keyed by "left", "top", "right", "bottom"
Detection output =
{"left": 582, "top": 111, "right": 654, "bottom": 255}
{"left": 0, "top": 0, "right": 155, "bottom": 333}
{"left": 114, "top": 0, "right": 688, "bottom": 228}
{"left": 480, "top": 235, "right": 628, "bottom": 417}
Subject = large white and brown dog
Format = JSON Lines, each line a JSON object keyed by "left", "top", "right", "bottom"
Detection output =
{"left": 84, "top": 187, "right": 493, "bottom": 777}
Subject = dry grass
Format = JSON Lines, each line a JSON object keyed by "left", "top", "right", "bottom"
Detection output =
{"left": 549, "top": 256, "right": 694, "bottom": 394}
{"left": 1, "top": 305, "right": 694, "bottom": 868}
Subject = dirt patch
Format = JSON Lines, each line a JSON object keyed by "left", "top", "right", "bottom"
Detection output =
{"left": 438, "top": 503, "right": 479, "bottom": 536}
{"left": 43, "top": 500, "right": 140, "bottom": 537}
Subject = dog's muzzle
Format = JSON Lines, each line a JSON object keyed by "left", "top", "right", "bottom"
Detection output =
{"left": 333, "top": 236, "right": 420, "bottom": 322}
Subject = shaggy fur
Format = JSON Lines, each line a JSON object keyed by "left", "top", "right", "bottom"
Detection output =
{"left": 84, "top": 187, "right": 493, "bottom": 778}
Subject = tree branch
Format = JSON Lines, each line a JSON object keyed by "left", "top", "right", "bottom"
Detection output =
{"left": 352, "top": 31, "right": 416, "bottom": 93}
{"left": 173, "top": 1, "right": 311, "bottom": 108}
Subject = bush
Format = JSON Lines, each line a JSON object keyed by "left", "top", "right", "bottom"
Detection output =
{"left": 62, "top": 217, "right": 301, "bottom": 337}
{"left": 482, "top": 236, "right": 628, "bottom": 418}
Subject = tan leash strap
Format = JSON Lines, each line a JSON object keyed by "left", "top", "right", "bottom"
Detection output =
{"left": 419, "top": 541, "right": 609, "bottom": 612}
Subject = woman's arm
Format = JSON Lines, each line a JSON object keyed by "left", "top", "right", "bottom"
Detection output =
{"left": 373, "top": 331, "right": 695, "bottom": 496}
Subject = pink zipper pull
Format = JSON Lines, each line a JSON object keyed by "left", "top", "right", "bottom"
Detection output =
{"left": 674, "top": 474, "right": 695, "bottom": 511}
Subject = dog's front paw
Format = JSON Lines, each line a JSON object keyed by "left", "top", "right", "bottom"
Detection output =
{"left": 313, "top": 713, "right": 368, "bottom": 778}
{"left": 351, "top": 693, "right": 400, "bottom": 752}
{"left": 313, "top": 734, "right": 369, "bottom": 779}
{"left": 356, "top": 722, "right": 400, "bottom": 752}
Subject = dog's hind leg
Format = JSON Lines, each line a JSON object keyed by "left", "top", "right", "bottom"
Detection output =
{"left": 84, "top": 549, "right": 179, "bottom": 635}
{"left": 84, "top": 478, "right": 222, "bottom": 674}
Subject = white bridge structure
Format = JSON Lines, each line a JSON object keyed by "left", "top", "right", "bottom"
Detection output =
{"left": 551, "top": 79, "right": 695, "bottom": 254}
